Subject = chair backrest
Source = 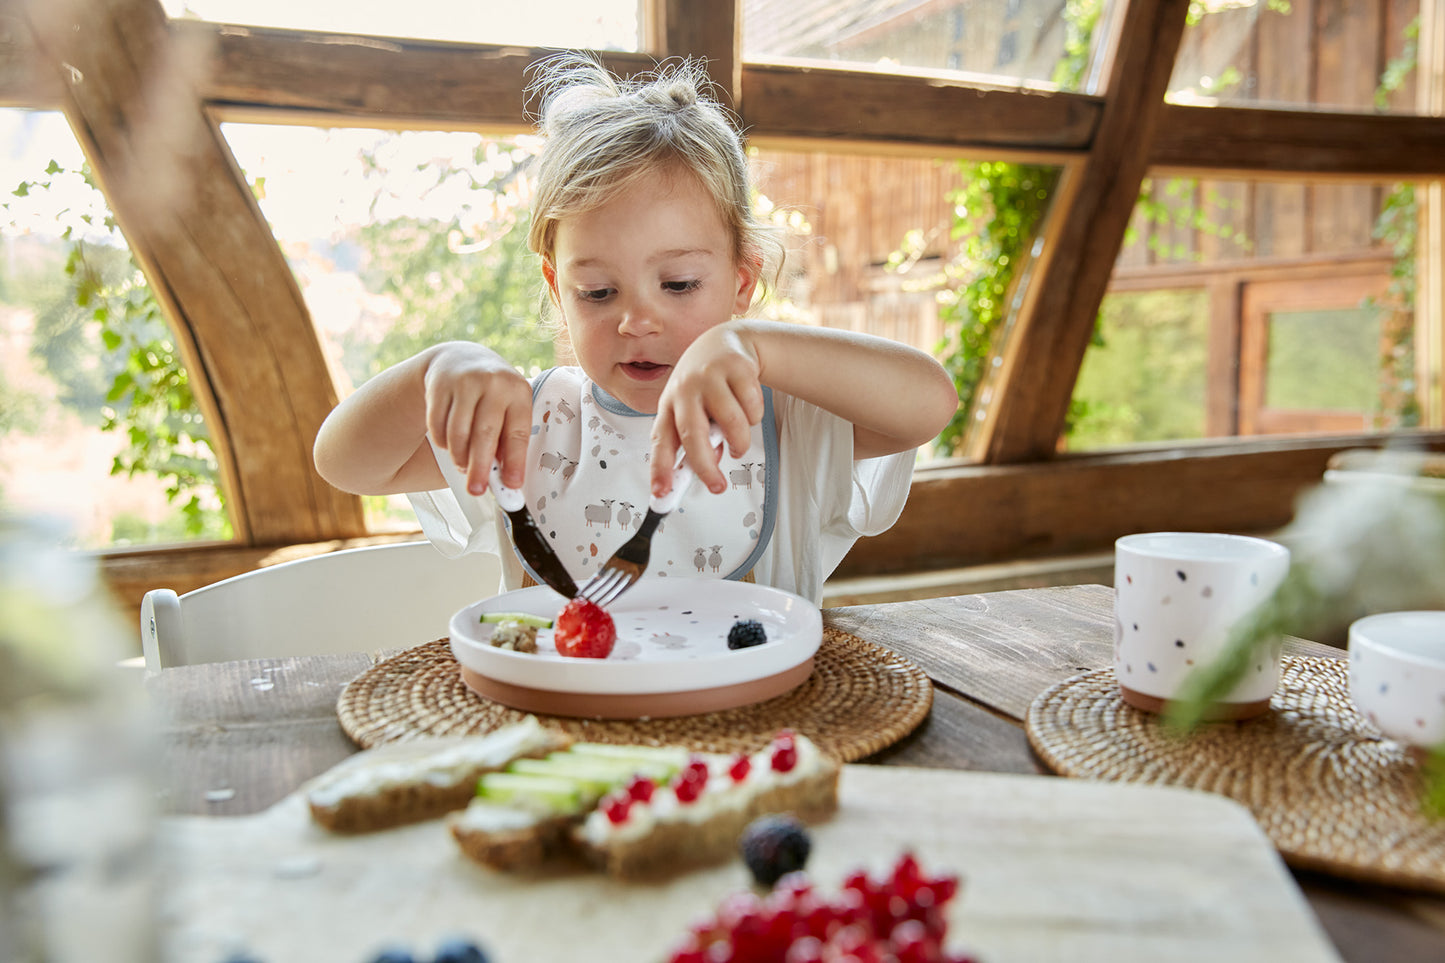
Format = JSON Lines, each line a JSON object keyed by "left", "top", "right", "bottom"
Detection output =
{"left": 139, "top": 541, "right": 501, "bottom": 672}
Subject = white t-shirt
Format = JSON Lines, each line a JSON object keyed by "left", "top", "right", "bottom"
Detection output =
{"left": 407, "top": 367, "right": 915, "bottom": 604}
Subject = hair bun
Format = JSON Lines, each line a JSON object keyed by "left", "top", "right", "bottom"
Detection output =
{"left": 665, "top": 81, "right": 697, "bottom": 109}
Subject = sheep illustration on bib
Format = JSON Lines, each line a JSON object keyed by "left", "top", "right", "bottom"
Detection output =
{"left": 511, "top": 366, "right": 778, "bottom": 586}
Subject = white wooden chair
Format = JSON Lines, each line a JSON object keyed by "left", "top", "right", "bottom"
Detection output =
{"left": 139, "top": 541, "right": 501, "bottom": 673}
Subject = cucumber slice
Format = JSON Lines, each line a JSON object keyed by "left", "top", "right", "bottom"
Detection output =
{"left": 475, "top": 772, "right": 584, "bottom": 814}
{"left": 542, "top": 751, "right": 678, "bottom": 783}
{"left": 507, "top": 758, "right": 629, "bottom": 797}
{"left": 511, "top": 753, "right": 676, "bottom": 789}
{"left": 567, "top": 743, "right": 690, "bottom": 772}
{"left": 480, "top": 611, "right": 553, "bottom": 628}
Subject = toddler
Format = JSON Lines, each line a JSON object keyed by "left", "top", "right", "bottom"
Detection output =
{"left": 313, "top": 55, "right": 958, "bottom": 604}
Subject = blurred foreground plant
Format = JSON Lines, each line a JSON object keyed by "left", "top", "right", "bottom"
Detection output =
{"left": 1168, "top": 454, "right": 1445, "bottom": 805}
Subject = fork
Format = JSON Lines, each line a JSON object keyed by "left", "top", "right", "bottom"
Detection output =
{"left": 579, "top": 424, "right": 725, "bottom": 608}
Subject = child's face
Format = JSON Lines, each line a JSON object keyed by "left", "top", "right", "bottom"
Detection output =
{"left": 543, "top": 164, "right": 758, "bottom": 414}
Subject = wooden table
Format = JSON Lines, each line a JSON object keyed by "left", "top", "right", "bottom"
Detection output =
{"left": 149, "top": 584, "right": 1445, "bottom": 962}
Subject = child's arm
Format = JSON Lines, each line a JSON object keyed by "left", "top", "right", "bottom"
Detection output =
{"left": 313, "top": 341, "right": 534, "bottom": 497}
{"left": 652, "top": 321, "right": 958, "bottom": 496}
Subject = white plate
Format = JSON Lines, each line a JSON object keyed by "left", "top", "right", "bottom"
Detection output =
{"left": 449, "top": 578, "right": 821, "bottom": 696}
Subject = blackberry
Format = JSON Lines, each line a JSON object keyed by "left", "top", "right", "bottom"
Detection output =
{"left": 727, "top": 618, "right": 768, "bottom": 650}
{"left": 739, "top": 813, "right": 812, "bottom": 887}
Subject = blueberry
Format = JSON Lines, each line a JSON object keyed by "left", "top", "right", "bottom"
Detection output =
{"left": 431, "top": 938, "right": 490, "bottom": 963}
{"left": 727, "top": 619, "right": 768, "bottom": 650}
{"left": 739, "top": 814, "right": 811, "bottom": 886}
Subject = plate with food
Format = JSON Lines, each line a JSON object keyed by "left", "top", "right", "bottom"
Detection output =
{"left": 448, "top": 578, "right": 822, "bottom": 718}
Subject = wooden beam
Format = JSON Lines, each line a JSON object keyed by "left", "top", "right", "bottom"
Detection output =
{"left": 188, "top": 23, "right": 659, "bottom": 131}
{"left": 832, "top": 432, "right": 1445, "bottom": 578}
{"left": 6, "top": 19, "right": 1445, "bottom": 178}
{"left": 966, "top": 0, "right": 1193, "bottom": 463}
{"left": 20, "top": 0, "right": 366, "bottom": 544}
{"left": 0, "top": 1, "right": 55, "bottom": 108}
{"left": 1150, "top": 104, "right": 1445, "bottom": 179}
{"left": 741, "top": 62, "right": 1099, "bottom": 157}
{"left": 649, "top": 0, "right": 740, "bottom": 110}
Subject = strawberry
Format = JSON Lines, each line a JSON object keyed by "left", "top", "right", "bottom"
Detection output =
{"left": 553, "top": 598, "right": 617, "bottom": 659}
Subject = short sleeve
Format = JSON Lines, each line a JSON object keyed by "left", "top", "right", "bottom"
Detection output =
{"left": 755, "top": 393, "right": 915, "bottom": 603}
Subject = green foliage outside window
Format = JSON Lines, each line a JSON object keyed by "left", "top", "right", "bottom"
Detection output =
{"left": 344, "top": 138, "right": 554, "bottom": 383}
{"left": 923, "top": 0, "right": 1420, "bottom": 457}
{"left": 1370, "top": 15, "right": 1420, "bottom": 429}
{"left": 1068, "top": 289, "right": 1209, "bottom": 449}
{"left": 5, "top": 163, "right": 229, "bottom": 542}
{"left": 4, "top": 134, "right": 555, "bottom": 546}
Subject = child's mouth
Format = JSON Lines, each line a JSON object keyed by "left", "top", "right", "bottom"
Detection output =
{"left": 622, "top": 361, "right": 668, "bottom": 381}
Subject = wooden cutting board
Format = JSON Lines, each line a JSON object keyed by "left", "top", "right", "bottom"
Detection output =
{"left": 160, "top": 765, "right": 1341, "bottom": 963}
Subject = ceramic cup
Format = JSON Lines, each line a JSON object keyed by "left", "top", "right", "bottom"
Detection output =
{"left": 1114, "top": 532, "right": 1291, "bottom": 719}
{"left": 1348, "top": 611, "right": 1445, "bottom": 758}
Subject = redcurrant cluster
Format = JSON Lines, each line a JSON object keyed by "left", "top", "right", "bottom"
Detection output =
{"left": 600, "top": 772, "right": 656, "bottom": 824}
{"left": 673, "top": 756, "right": 711, "bottom": 803}
{"left": 598, "top": 732, "right": 798, "bottom": 826}
{"left": 771, "top": 730, "right": 799, "bottom": 773}
{"left": 666, "top": 853, "right": 977, "bottom": 963}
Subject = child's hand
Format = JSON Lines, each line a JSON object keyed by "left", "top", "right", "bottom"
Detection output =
{"left": 422, "top": 343, "right": 533, "bottom": 496}
{"left": 651, "top": 325, "right": 765, "bottom": 496}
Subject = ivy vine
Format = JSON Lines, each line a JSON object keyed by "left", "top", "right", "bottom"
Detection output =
{"left": 1370, "top": 15, "right": 1420, "bottom": 429}
{"left": 916, "top": 0, "right": 1096, "bottom": 456}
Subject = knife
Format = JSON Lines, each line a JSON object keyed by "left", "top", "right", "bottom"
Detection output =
{"left": 489, "top": 462, "right": 579, "bottom": 599}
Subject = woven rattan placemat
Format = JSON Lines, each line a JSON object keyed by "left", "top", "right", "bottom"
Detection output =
{"left": 337, "top": 627, "right": 931, "bottom": 762}
{"left": 1026, "top": 656, "right": 1445, "bottom": 895}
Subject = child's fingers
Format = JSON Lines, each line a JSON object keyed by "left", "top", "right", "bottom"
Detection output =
{"left": 701, "top": 387, "right": 755, "bottom": 464}
{"left": 678, "top": 417, "right": 726, "bottom": 495}
{"left": 728, "top": 373, "right": 767, "bottom": 433}
{"left": 494, "top": 401, "right": 533, "bottom": 490}
{"left": 649, "top": 417, "right": 681, "bottom": 499}
{"left": 716, "top": 412, "right": 753, "bottom": 462}
{"left": 452, "top": 377, "right": 531, "bottom": 496}
{"left": 459, "top": 421, "right": 497, "bottom": 497}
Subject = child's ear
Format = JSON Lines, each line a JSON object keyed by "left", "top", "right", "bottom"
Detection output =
{"left": 542, "top": 258, "right": 561, "bottom": 305}
{"left": 732, "top": 256, "right": 762, "bottom": 315}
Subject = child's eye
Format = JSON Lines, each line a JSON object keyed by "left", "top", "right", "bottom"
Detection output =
{"left": 663, "top": 279, "right": 702, "bottom": 294}
{"left": 577, "top": 287, "right": 615, "bottom": 303}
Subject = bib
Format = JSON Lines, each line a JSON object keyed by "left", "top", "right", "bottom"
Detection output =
{"left": 511, "top": 367, "right": 777, "bottom": 584}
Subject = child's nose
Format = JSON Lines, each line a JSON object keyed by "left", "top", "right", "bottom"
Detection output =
{"left": 617, "top": 299, "right": 661, "bottom": 335}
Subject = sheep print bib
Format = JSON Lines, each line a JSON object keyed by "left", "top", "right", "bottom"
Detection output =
{"left": 511, "top": 367, "right": 777, "bottom": 586}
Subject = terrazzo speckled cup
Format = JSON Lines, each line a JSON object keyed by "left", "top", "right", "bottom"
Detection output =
{"left": 1114, "top": 532, "right": 1291, "bottom": 720}
{"left": 1348, "top": 611, "right": 1445, "bottom": 760}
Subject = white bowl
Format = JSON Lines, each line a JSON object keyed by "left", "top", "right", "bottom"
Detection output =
{"left": 1347, "top": 611, "right": 1445, "bottom": 749}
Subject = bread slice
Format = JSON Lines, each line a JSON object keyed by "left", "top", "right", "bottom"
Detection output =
{"left": 306, "top": 716, "right": 570, "bottom": 833}
{"left": 449, "top": 803, "right": 575, "bottom": 871}
{"left": 571, "top": 733, "right": 839, "bottom": 880}
{"left": 446, "top": 731, "right": 839, "bottom": 880}
{"left": 447, "top": 743, "right": 690, "bottom": 872}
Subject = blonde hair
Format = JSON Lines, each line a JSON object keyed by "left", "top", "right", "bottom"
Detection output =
{"left": 525, "top": 54, "right": 782, "bottom": 300}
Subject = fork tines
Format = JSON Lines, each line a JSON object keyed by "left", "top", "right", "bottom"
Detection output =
{"left": 578, "top": 562, "right": 641, "bottom": 609}
{"left": 579, "top": 511, "right": 662, "bottom": 608}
